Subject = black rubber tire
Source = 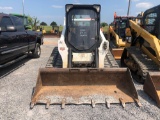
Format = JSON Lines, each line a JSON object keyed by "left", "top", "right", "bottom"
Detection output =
{"left": 32, "top": 43, "right": 41, "bottom": 58}
{"left": 53, "top": 47, "right": 62, "bottom": 68}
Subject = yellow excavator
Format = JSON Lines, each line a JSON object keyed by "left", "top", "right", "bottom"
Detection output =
{"left": 109, "top": 13, "right": 136, "bottom": 59}
{"left": 121, "top": 5, "right": 160, "bottom": 107}
{"left": 30, "top": 4, "right": 140, "bottom": 109}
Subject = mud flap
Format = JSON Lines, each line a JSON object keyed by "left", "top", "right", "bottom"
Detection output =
{"left": 144, "top": 72, "right": 160, "bottom": 107}
{"left": 31, "top": 68, "right": 140, "bottom": 108}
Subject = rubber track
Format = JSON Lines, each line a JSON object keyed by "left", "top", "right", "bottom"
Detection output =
{"left": 126, "top": 46, "right": 159, "bottom": 79}
{"left": 46, "top": 47, "right": 119, "bottom": 68}
{"left": 104, "top": 51, "right": 119, "bottom": 68}
{"left": 46, "top": 47, "right": 62, "bottom": 68}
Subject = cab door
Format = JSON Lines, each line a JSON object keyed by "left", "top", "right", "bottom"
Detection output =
{"left": 10, "top": 16, "right": 28, "bottom": 53}
{"left": 67, "top": 8, "right": 99, "bottom": 51}
{"left": 143, "top": 12, "right": 158, "bottom": 37}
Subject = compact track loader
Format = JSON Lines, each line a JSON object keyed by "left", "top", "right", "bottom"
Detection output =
{"left": 121, "top": 5, "right": 160, "bottom": 107}
{"left": 109, "top": 13, "right": 136, "bottom": 59}
{"left": 31, "top": 4, "right": 140, "bottom": 109}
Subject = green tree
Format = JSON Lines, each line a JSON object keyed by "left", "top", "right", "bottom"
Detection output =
{"left": 50, "top": 21, "right": 57, "bottom": 26}
{"left": 109, "top": 22, "right": 114, "bottom": 26}
{"left": 32, "top": 17, "right": 40, "bottom": 30}
{"left": 27, "top": 16, "right": 33, "bottom": 25}
{"left": 101, "top": 22, "right": 108, "bottom": 27}
{"left": 27, "top": 16, "right": 40, "bottom": 30}
{"left": 40, "top": 22, "right": 47, "bottom": 26}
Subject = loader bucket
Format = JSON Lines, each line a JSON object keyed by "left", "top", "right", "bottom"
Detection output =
{"left": 144, "top": 72, "right": 160, "bottom": 107}
{"left": 111, "top": 48, "right": 124, "bottom": 60}
{"left": 31, "top": 68, "right": 140, "bottom": 108}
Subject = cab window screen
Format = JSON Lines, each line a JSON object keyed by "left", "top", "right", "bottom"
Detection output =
{"left": 144, "top": 13, "right": 157, "bottom": 34}
{"left": 119, "top": 22, "right": 126, "bottom": 29}
{"left": 67, "top": 9, "right": 98, "bottom": 50}
{"left": 145, "top": 13, "right": 157, "bottom": 25}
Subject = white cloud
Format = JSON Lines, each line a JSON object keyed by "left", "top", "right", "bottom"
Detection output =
{"left": 0, "top": 7, "right": 13, "bottom": 10}
{"left": 136, "top": 2, "right": 153, "bottom": 9}
{"left": 52, "top": 5, "right": 63, "bottom": 8}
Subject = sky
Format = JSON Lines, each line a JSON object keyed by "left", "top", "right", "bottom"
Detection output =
{"left": 0, "top": 0, "right": 159, "bottom": 26}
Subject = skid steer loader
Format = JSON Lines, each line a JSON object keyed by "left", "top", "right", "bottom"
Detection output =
{"left": 30, "top": 4, "right": 140, "bottom": 109}
{"left": 121, "top": 5, "right": 160, "bottom": 107}
{"left": 109, "top": 13, "right": 136, "bottom": 59}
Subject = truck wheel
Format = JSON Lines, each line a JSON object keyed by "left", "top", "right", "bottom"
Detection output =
{"left": 32, "top": 43, "right": 41, "bottom": 58}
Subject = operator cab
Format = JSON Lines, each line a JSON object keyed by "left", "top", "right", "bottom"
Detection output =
{"left": 65, "top": 4, "right": 101, "bottom": 52}
{"left": 142, "top": 5, "right": 160, "bottom": 39}
{"left": 114, "top": 16, "right": 136, "bottom": 41}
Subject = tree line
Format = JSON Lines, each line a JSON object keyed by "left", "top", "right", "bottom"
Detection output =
{"left": 40, "top": 21, "right": 108, "bottom": 27}
{"left": 28, "top": 15, "right": 108, "bottom": 30}
{"left": 27, "top": 16, "right": 58, "bottom": 30}
{"left": 40, "top": 21, "right": 57, "bottom": 26}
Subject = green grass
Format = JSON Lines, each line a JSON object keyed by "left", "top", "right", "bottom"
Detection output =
{"left": 41, "top": 26, "right": 53, "bottom": 33}
{"left": 59, "top": 26, "right": 63, "bottom": 32}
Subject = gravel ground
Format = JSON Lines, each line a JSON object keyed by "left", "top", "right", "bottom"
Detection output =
{"left": 0, "top": 38, "right": 160, "bottom": 120}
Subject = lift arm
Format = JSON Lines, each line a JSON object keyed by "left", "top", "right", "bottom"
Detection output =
{"left": 109, "top": 26, "right": 125, "bottom": 47}
{"left": 129, "top": 20, "right": 160, "bottom": 61}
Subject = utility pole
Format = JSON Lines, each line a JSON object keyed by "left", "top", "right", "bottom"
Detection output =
{"left": 22, "top": 0, "right": 25, "bottom": 16}
{"left": 22, "top": 0, "right": 25, "bottom": 25}
{"left": 127, "top": 0, "right": 131, "bottom": 16}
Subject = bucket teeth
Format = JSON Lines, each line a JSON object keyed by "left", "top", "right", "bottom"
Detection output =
{"left": 46, "top": 102, "right": 50, "bottom": 109}
{"left": 30, "top": 102, "right": 35, "bottom": 109}
{"left": 106, "top": 102, "right": 110, "bottom": 109}
{"left": 61, "top": 99, "right": 66, "bottom": 109}
{"left": 119, "top": 98, "right": 126, "bottom": 108}
{"left": 105, "top": 99, "right": 111, "bottom": 109}
{"left": 91, "top": 99, "right": 96, "bottom": 108}
{"left": 135, "top": 99, "right": 142, "bottom": 107}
